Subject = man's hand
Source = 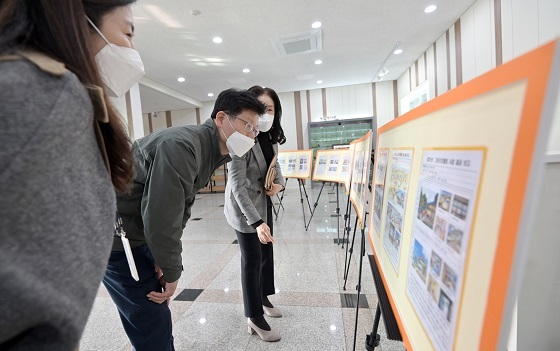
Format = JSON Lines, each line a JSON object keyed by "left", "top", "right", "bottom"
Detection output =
{"left": 147, "top": 264, "right": 178, "bottom": 305}
{"left": 256, "top": 223, "right": 274, "bottom": 244}
{"left": 265, "top": 183, "right": 283, "bottom": 197}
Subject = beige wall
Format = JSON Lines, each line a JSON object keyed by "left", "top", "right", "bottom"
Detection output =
{"left": 397, "top": 0, "right": 560, "bottom": 152}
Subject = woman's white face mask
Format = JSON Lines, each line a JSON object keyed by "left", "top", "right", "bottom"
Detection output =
{"left": 258, "top": 114, "right": 274, "bottom": 132}
{"left": 220, "top": 116, "right": 255, "bottom": 157}
{"left": 87, "top": 17, "right": 145, "bottom": 98}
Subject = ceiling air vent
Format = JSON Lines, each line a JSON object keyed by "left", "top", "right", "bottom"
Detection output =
{"left": 270, "top": 29, "right": 323, "bottom": 57}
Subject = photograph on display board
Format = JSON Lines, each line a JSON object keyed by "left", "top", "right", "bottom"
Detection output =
{"left": 328, "top": 155, "right": 340, "bottom": 175}
{"left": 316, "top": 155, "right": 327, "bottom": 175}
{"left": 382, "top": 149, "right": 414, "bottom": 273}
{"left": 299, "top": 155, "right": 309, "bottom": 172}
{"left": 277, "top": 154, "right": 287, "bottom": 174}
{"left": 372, "top": 148, "right": 389, "bottom": 235}
{"left": 405, "top": 149, "right": 484, "bottom": 351}
{"left": 341, "top": 154, "right": 351, "bottom": 176}
{"left": 416, "top": 187, "right": 439, "bottom": 230}
{"left": 287, "top": 155, "right": 297, "bottom": 174}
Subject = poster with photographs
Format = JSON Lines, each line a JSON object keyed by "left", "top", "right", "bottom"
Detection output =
{"left": 371, "top": 148, "right": 389, "bottom": 235}
{"left": 382, "top": 149, "right": 414, "bottom": 273}
{"left": 278, "top": 150, "right": 314, "bottom": 179}
{"left": 349, "top": 131, "right": 373, "bottom": 228}
{"left": 406, "top": 149, "right": 484, "bottom": 351}
{"left": 312, "top": 149, "right": 354, "bottom": 183}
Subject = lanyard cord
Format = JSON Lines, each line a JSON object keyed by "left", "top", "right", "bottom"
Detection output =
{"left": 114, "top": 212, "right": 125, "bottom": 237}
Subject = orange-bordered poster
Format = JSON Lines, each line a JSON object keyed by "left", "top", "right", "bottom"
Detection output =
{"left": 366, "top": 40, "right": 560, "bottom": 351}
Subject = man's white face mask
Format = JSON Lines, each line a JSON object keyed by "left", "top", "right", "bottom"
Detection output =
{"left": 220, "top": 116, "right": 256, "bottom": 157}
{"left": 87, "top": 17, "right": 145, "bottom": 98}
{"left": 258, "top": 114, "right": 274, "bottom": 132}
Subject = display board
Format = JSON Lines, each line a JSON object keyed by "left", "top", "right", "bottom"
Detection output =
{"left": 382, "top": 148, "right": 414, "bottom": 275}
{"left": 344, "top": 143, "right": 356, "bottom": 193}
{"left": 372, "top": 148, "right": 390, "bottom": 235}
{"left": 312, "top": 148, "right": 354, "bottom": 183}
{"left": 277, "top": 150, "right": 313, "bottom": 179}
{"left": 367, "top": 41, "right": 560, "bottom": 351}
{"left": 349, "top": 131, "right": 373, "bottom": 228}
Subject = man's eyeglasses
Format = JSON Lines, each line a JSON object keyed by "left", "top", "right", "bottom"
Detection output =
{"left": 227, "top": 114, "right": 259, "bottom": 135}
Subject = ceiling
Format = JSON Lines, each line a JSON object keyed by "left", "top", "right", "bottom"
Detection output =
{"left": 132, "top": 0, "right": 477, "bottom": 114}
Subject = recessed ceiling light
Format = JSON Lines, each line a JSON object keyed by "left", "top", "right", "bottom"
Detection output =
{"left": 212, "top": 36, "right": 222, "bottom": 44}
{"left": 177, "top": 77, "right": 186, "bottom": 82}
{"left": 312, "top": 21, "right": 322, "bottom": 29}
{"left": 317, "top": 80, "right": 323, "bottom": 84}
{"left": 424, "top": 5, "right": 437, "bottom": 13}
{"left": 208, "top": 93, "right": 214, "bottom": 97}
{"left": 315, "top": 59, "right": 323, "bottom": 65}
{"left": 394, "top": 49, "right": 403, "bottom": 55}
{"left": 243, "top": 68, "right": 250, "bottom": 73}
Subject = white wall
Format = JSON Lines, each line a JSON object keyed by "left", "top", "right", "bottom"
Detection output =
{"left": 171, "top": 109, "right": 197, "bottom": 126}
{"left": 396, "top": 0, "right": 560, "bottom": 153}
{"left": 278, "top": 92, "right": 297, "bottom": 151}
{"left": 150, "top": 112, "right": 167, "bottom": 133}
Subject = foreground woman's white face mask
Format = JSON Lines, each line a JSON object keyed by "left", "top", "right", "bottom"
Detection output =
{"left": 87, "top": 16, "right": 145, "bottom": 97}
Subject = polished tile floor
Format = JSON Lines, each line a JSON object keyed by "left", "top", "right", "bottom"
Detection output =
{"left": 80, "top": 182, "right": 406, "bottom": 351}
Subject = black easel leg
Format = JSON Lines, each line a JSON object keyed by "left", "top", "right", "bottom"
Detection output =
{"left": 298, "top": 179, "right": 307, "bottom": 226}
{"left": 301, "top": 180, "right": 313, "bottom": 214}
{"left": 343, "top": 216, "right": 359, "bottom": 290}
{"left": 275, "top": 179, "right": 287, "bottom": 221}
{"left": 342, "top": 191, "right": 352, "bottom": 249}
{"left": 305, "top": 181, "right": 326, "bottom": 230}
{"left": 365, "top": 303, "right": 381, "bottom": 351}
{"left": 336, "top": 183, "right": 340, "bottom": 244}
{"left": 352, "top": 213, "right": 368, "bottom": 351}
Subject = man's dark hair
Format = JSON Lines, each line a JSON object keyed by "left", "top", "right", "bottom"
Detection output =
{"left": 211, "top": 88, "right": 266, "bottom": 119}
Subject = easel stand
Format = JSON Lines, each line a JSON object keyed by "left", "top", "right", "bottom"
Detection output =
{"left": 351, "top": 212, "right": 369, "bottom": 351}
{"left": 365, "top": 303, "right": 381, "bottom": 350}
{"left": 343, "top": 215, "right": 359, "bottom": 290}
{"left": 335, "top": 183, "right": 341, "bottom": 244}
{"left": 341, "top": 185, "right": 353, "bottom": 249}
{"left": 273, "top": 178, "right": 288, "bottom": 221}
{"left": 305, "top": 181, "right": 327, "bottom": 230}
{"left": 365, "top": 254, "right": 403, "bottom": 350}
{"left": 297, "top": 178, "right": 313, "bottom": 229}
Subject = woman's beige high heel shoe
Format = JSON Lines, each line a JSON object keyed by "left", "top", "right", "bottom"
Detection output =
{"left": 263, "top": 305, "right": 282, "bottom": 318}
{"left": 247, "top": 318, "right": 281, "bottom": 342}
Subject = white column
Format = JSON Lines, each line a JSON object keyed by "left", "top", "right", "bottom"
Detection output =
{"left": 128, "top": 83, "right": 145, "bottom": 140}
{"left": 109, "top": 83, "right": 144, "bottom": 140}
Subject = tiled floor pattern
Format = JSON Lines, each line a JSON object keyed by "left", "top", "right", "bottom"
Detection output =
{"left": 80, "top": 182, "right": 406, "bottom": 351}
